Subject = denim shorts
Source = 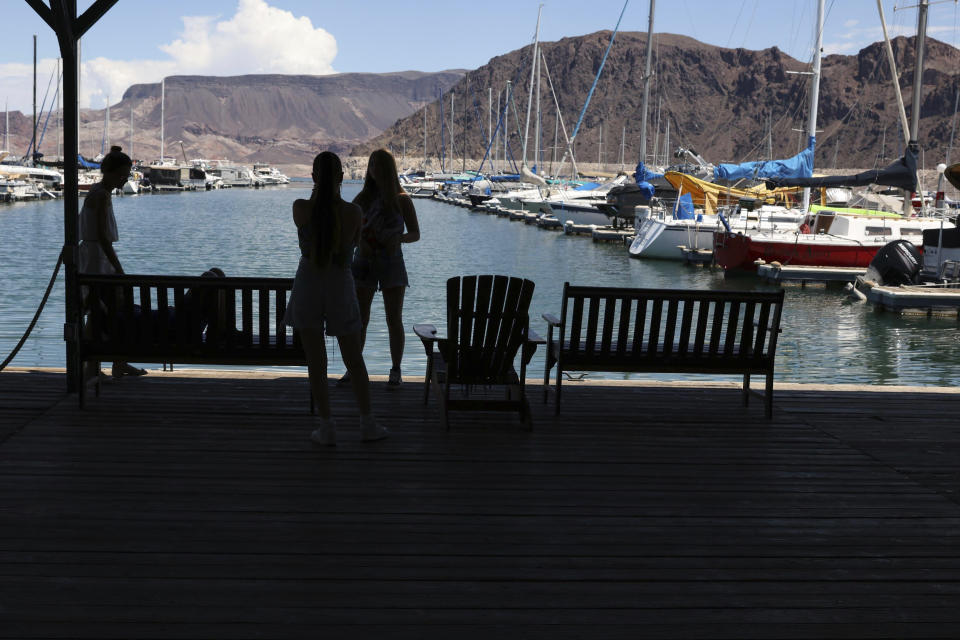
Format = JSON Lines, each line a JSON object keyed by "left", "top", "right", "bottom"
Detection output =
{"left": 352, "top": 249, "right": 409, "bottom": 291}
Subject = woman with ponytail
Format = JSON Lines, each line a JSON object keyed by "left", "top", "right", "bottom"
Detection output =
{"left": 283, "top": 151, "right": 387, "bottom": 445}
{"left": 79, "top": 145, "right": 145, "bottom": 379}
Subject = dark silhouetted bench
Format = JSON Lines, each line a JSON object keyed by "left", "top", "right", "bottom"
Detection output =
{"left": 77, "top": 273, "right": 304, "bottom": 407}
{"left": 543, "top": 284, "right": 785, "bottom": 418}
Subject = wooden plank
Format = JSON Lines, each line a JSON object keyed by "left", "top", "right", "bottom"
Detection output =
{"left": 241, "top": 288, "right": 253, "bottom": 347}
{"left": 257, "top": 289, "right": 268, "bottom": 349}
{"left": 663, "top": 299, "right": 679, "bottom": 356}
{"left": 647, "top": 298, "right": 663, "bottom": 355}
{"left": 584, "top": 296, "right": 600, "bottom": 356}
{"left": 569, "top": 296, "right": 584, "bottom": 356}
{"left": 678, "top": 300, "right": 694, "bottom": 355}
{"left": 599, "top": 297, "right": 617, "bottom": 357}
{"left": 616, "top": 298, "right": 631, "bottom": 358}
{"left": 275, "top": 289, "right": 287, "bottom": 349}
{"left": 724, "top": 301, "right": 740, "bottom": 357}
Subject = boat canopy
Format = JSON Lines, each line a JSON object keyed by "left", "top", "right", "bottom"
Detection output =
{"left": 663, "top": 171, "right": 800, "bottom": 214}
{"left": 714, "top": 136, "right": 814, "bottom": 182}
{"left": 674, "top": 193, "right": 695, "bottom": 220}
{"left": 78, "top": 154, "right": 100, "bottom": 170}
{"left": 633, "top": 161, "right": 663, "bottom": 200}
{"left": 765, "top": 147, "right": 918, "bottom": 193}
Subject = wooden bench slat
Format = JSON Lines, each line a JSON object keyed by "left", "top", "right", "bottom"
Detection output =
{"left": 740, "top": 301, "right": 756, "bottom": 358}
{"left": 724, "top": 301, "right": 740, "bottom": 357}
{"left": 584, "top": 296, "right": 600, "bottom": 356}
{"left": 693, "top": 299, "right": 709, "bottom": 357}
{"left": 616, "top": 298, "right": 631, "bottom": 358}
{"left": 647, "top": 298, "right": 662, "bottom": 356}
{"left": 663, "top": 299, "right": 679, "bottom": 356}
{"left": 708, "top": 300, "right": 725, "bottom": 356}
{"left": 631, "top": 299, "right": 647, "bottom": 356}
{"left": 599, "top": 297, "right": 617, "bottom": 357}
{"left": 569, "top": 296, "right": 584, "bottom": 356}
{"left": 275, "top": 289, "right": 287, "bottom": 348}
{"left": 754, "top": 302, "right": 771, "bottom": 357}
{"left": 242, "top": 288, "right": 253, "bottom": 347}
{"left": 257, "top": 289, "right": 268, "bottom": 350}
{"left": 678, "top": 300, "right": 694, "bottom": 355}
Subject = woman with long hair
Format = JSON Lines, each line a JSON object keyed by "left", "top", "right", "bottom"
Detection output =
{"left": 343, "top": 148, "right": 420, "bottom": 388}
{"left": 284, "top": 151, "right": 387, "bottom": 445}
{"left": 79, "top": 145, "right": 145, "bottom": 379}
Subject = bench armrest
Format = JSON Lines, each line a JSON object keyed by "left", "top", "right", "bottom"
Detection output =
{"left": 413, "top": 323, "right": 441, "bottom": 344}
{"left": 526, "top": 327, "right": 545, "bottom": 345}
{"left": 754, "top": 321, "right": 784, "bottom": 334}
{"left": 542, "top": 313, "right": 560, "bottom": 327}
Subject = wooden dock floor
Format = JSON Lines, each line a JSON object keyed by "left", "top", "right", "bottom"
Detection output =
{"left": 1, "top": 368, "right": 959, "bottom": 638}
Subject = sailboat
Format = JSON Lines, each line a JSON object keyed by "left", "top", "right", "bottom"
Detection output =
{"left": 712, "top": 0, "right": 955, "bottom": 271}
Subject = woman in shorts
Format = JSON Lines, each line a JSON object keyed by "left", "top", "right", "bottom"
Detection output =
{"left": 284, "top": 151, "right": 387, "bottom": 445}
{"left": 346, "top": 148, "right": 420, "bottom": 388}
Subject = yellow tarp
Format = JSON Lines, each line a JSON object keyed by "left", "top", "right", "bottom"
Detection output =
{"left": 663, "top": 172, "right": 804, "bottom": 214}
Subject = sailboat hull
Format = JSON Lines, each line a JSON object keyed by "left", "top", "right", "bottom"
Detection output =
{"left": 713, "top": 231, "right": 882, "bottom": 270}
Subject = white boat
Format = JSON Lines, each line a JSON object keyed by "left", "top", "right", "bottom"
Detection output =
{"left": 0, "top": 163, "right": 63, "bottom": 191}
{"left": 253, "top": 163, "right": 290, "bottom": 185}
{"left": 629, "top": 203, "right": 804, "bottom": 260}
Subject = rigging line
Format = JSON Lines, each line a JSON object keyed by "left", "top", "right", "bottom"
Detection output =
{"left": 35, "top": 75, "right": 62, "bottom": 153}
{"left": 568, "top": 0, "right": 629, "bottom": 144}
{"left": 0, "top": 251, "right": 63, "bottom": 372}
{"left": 22, "top": 63, "right": 58, "bottom": 159}
{"left": 539, "top": 50, "right": 578, "bottom": 178}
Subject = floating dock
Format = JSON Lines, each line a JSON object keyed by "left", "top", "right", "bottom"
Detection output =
{"left": 591, "top": 227, "right": 633, "bottom": 243}
{"left": 861, "top": 281, "right": 960, "bottom": 316}
{"left": 757, "top": 263, "right": 864, "bottom": 285}
{"left": 679, "top": 246, "right": 714, "bottom": 265}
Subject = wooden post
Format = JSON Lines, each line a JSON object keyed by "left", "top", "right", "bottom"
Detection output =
{"left": 28, "top": 0, "right": 121, "bottom": 392}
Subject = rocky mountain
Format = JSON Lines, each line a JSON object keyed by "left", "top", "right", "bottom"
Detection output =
{"left": 1, "top": 70, "right": 463, "bottom": 164}
{"left": 354, "top": 32, "right": 960, "bottom": 171}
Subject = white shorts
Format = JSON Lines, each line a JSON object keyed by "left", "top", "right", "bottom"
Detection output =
{"left": 283, "top": 259, "right": 362, "bottom": 337}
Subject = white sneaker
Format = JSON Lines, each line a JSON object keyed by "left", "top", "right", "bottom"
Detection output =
{"left": 310, "top": 419, "right": 337, "bottom": 446}
{"left": 360, "top": 420, "right": 389, "bottom": 443}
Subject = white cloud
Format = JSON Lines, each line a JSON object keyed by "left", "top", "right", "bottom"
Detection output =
{"left": 0, "top": 0, "right": 337, "bottom": 113}
{"left": 823, "top": 24, "right": 956, "bottom": 56}
{"left": 843, "top": 19, "right": 859, "bottom": 28}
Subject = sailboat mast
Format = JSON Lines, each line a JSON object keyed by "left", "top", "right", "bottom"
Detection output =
{"left": 620, "top": 125, "right": 626, "bottom": 171}
{"left": 104, "top": 95, "right": 109, "bottom": 154}
{"left": 598, "top": 123, "right": 602, "bottom": 169}
{"left": 505, "top": 81, "right": 511, "bottom": 171}
{"left": 495, "top": 90, "right": 501, "bottom": 174}
{"left": 906, "top": 0, "right": 929, "bottom": 215}
{"left": 522, "top": 5, "right": 543, "bottom": 169}
{"left": 57, "top": 58, "right": 61, "bottom": 160}
{"left": 33, "top": 35, "right": 37, "bottom": 164}
{"left": 129, "top": 103, "right": 133, "bottom": 159}
{"left": 488, "top": 87, "right": 492, "bottom": 171}
{"left": 638, "top": 0, "right": 655, "bottom": 166}
{"left": 947, "top": 87, "right": 959, "bottom": 165}
{"left": 534, "top": 48, "right": 541, "bottom": 173}
{"left": 160, "top": 78, "right": 165, "bottom": 162}
{"left": 801, "top": 0, "right": 825, "bottom": 213}
{"left": 423, "top": 103, "right": 427, "bottom": 170}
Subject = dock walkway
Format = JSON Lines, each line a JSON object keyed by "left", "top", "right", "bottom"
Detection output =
{"left": 1, "top": 368, "right": 959, "bottom": 638}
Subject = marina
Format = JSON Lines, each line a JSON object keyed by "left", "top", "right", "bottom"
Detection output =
{"left": 2, "top": 0, "right": 960, "bottom": 635}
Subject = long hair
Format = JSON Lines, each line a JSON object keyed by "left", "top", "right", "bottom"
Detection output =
{"left": 309, "top": 151, "right": 344, "bottom": 268}
{"left": 355, "top": 148, "right": 402, "bottom": 211}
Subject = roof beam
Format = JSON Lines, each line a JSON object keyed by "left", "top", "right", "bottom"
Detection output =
{"left": 76, "top": 0, "right": 120, "bottom": 38}
{"left": 24, "top": 0, "right": 56, "bottom": 30}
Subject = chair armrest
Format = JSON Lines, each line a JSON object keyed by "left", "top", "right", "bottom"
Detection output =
{"left": 526, "top": 328, "right": 546, "bottom": 345}
{"left": 542, "top": 313, "right": 560, "bottom": 327}
{"left": 413, "top": 323, "right": 441, "bottom": 344}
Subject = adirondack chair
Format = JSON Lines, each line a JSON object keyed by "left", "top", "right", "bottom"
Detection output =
{"left": 414, "top": 275, "right": 544, "bottom": 430}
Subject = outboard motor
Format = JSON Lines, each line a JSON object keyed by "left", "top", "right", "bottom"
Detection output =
{"left": 864, "top": 239, "right": 922, "bottom": 286}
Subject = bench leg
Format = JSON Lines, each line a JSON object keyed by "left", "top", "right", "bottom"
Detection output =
{"left": 78, "top": 358, "right": 85, "bottom": 409}
{"left": 742, "top": 374, "right": 750, "bottom": 407}
{"left": 554, "top": 365, "right": 562, "bottom": 416}
{"left": 423, "top": 352, "right": 433, "bottom": 406}
{"left": 765, "top": 373, "right": 774, "bottom": 419}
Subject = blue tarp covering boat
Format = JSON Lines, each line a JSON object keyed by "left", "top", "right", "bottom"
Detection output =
{"left": 714, "top": 136, "right": 815, "bottom": 182}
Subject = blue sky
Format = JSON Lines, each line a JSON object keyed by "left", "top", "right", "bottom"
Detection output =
{"left": 2, "top": 0, "right": 958, "bottom": 112}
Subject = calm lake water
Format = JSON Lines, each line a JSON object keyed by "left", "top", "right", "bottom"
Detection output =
{"left": 2, "top": 182, "right": 960, "bottom": 385}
